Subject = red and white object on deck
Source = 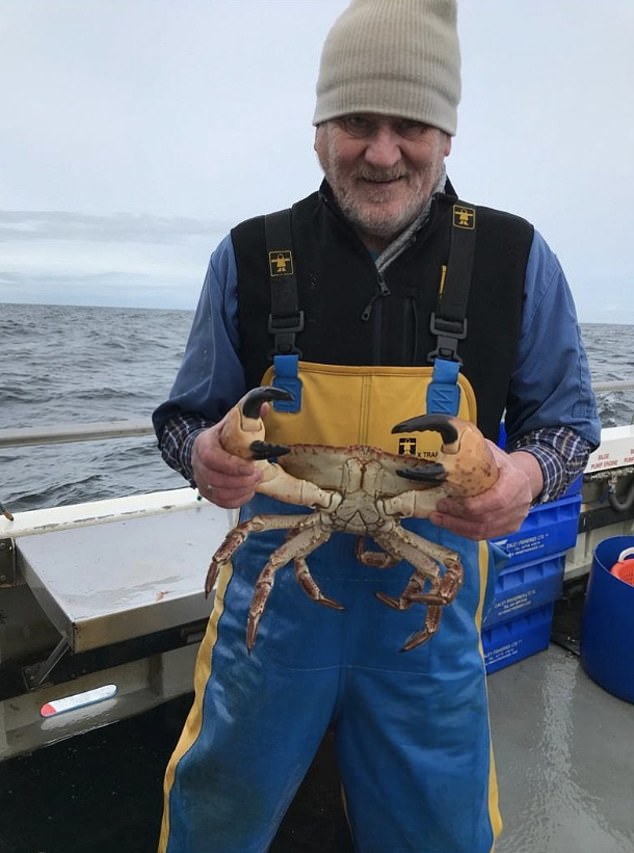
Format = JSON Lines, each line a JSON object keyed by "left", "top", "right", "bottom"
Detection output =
{"left": 40, "top": 684, "right": 117, "bottom": 718}
{"left": 610, "top": 547, "right": 634, "bottom": 586}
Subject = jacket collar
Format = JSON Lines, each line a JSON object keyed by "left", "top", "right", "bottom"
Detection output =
{"left": 318, "top": 172, "right": 458, "bottom": 271}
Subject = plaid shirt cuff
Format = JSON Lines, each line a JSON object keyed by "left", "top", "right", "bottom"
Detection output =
{"left": 158, "top": 414, "right": 214, "bottom": 486}
{"left": 159, "top": 416, "right": 593, "bottom": 504}
{"left": 507, "top": 426, "right": 593, "bottom": 503}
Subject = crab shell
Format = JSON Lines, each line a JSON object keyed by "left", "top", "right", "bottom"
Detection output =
{"left": 271, "top": 428, "right": 496, "bottom": 504}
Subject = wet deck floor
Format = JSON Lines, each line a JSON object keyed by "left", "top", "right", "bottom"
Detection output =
{"left": 2, "top": 591, "right": 633, "bottom": 853}
{"left": 489, "top": 645, "right": 634, "bottom": 853}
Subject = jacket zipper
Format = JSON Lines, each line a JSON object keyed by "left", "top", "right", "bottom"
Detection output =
{"left": 360, "top": 271, "right": 390, "bottom": 364}
{"left": 360, "top": 271, "right": 391, "bottom": 322}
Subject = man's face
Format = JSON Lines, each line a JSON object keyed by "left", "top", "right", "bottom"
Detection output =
{"left": 315, "top": 114, "right": 451, "bottom": 252}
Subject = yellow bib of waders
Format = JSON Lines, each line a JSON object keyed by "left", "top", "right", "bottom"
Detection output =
{"left": 259, "top": 360, "right": 478, "bottom": 459}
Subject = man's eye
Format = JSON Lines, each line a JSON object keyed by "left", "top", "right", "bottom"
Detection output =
{"left": 337, "top": 115, "right": 430, "bottom": 140}
{"left": 396, "top": 120, "right": 429, "bottom": 139}
{"left": 340, "top": 116, "right": 373, "bottom": 136}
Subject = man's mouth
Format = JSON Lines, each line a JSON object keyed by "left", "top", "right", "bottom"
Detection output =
{"left": 358, "top": 175, "right": 406, "bottom": 187}
{"left": 356, "top": 169, "right": 406, "bottom": 185}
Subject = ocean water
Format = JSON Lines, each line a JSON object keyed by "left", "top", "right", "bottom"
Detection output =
{"left": 1, "top": 302, "right": 633, "bottom": 514}
{"left": 0, "top": 303, "right": 192, "bottom": 512}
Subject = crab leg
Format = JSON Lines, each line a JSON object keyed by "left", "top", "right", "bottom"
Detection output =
{"left": 370, "top": 525, "right": 464, "bottom": 651}
{"left": 377, "top": 552, "right": 462, "bottom": 610}
{"left": 354, "top": 535, "right": 401, "bottom": 569}
{"left": 205, "top": 513, "right": 310, "bottom": 596}
{"left": 247, "top": 519, "right": 340, "bottom": 650}
{"left": 401, "top": 606, "right": 444, "bottom": 652}
{"left": 382, "top": 487, "right": 452, "bottom": 519}
{"left": 372, "top": 523, "right": 461, "bottom": 574}
{"left": 294, "top": 557, "right": 346, "bottom": 611}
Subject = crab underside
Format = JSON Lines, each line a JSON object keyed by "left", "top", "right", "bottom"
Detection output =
{"left": 206, "top": 386, "right": 498, "bottom": 652}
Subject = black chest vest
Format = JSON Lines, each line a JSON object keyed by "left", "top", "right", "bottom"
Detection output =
{"left": 231, "top": 183, "right": 533, "bottom": 441}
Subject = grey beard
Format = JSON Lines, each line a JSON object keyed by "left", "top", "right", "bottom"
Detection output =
{"left": 375, "top": 165, "right": 447, "bottom": 272}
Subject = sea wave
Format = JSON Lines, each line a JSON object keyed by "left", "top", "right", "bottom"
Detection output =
{"left": 1, "top": 302, "right": 633, "bottom": 512}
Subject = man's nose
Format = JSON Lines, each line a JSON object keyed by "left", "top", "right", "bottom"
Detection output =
{"left": 363, "top": 126, "right": 402, "bottom": 168}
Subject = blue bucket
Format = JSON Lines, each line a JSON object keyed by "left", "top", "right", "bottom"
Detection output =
{"left": 580, "top": 536, "right": 634, "bottom": 703}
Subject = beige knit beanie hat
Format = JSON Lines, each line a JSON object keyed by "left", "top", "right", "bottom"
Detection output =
{"left": 313, "top": 0, "right": 461, "bottom": 136}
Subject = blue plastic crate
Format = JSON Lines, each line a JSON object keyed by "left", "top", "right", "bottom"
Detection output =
{"left": 563, "top": 475, "right": 583, "bottom": 497}
{"left": 483, "top": 603, "right": 553, "bottom": 674}
{"left": 483, "top": 551, "right": 566, "bottom": 628}
{"left": 490, "top": 492, "right": 581, "bottom": 567}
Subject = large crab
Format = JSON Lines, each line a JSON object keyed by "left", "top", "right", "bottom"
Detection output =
{"left": 205, "top": 386, "right": 498, "bottom": 652}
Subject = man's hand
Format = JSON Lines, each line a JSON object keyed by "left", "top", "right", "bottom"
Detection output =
{"left": 429, "top": 443, "right": 543, "bottom": 541}
{"left": 192, "top": 421, "right": 263, "bottom": 509}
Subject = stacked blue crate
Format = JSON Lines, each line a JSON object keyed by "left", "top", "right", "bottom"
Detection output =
{"left": 482, "top": 481, "right": 582, "bottom": 674}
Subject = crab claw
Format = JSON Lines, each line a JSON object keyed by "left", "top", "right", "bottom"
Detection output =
{"left": 242, "top": 386, "right": 292, "bottom": 419}
{"left": 219, "top": 386, "right": 292, "bottom": 460}
{"left": 392, "top": 413, "right": 498, "bottom": 497}
{"left": 392, "top": 413, "right": 459, "bottom": 445}
{"left": 395, "top": 464, "right": 446, "bottom": 483}
{"left": 250, "top": 439, "right": 291, "bottom": 460}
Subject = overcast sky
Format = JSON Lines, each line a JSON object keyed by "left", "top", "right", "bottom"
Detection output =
{"left": 1, "top": 0, "right": 633, "bottom": 322}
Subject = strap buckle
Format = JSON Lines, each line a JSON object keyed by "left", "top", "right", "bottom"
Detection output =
{"left": 427, "top": 312, "right": 467, "bottom": 363}
{"left": 267, "top": 311, "right": 304, "bottom": 356}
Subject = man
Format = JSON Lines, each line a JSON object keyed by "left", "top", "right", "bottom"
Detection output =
{"left": 153, "top": 1, "right": 600, "bottom": 851}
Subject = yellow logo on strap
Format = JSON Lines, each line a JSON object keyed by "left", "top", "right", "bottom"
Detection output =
{"left": 268, "top": 250, "right": 294, "bottom": 276}
{"left": 453, "top": 205, "right": 476, "bottom": 229}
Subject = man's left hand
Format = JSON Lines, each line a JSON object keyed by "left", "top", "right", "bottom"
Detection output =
{"left": 429, "top": 443, "right": 543, "bottom": 541}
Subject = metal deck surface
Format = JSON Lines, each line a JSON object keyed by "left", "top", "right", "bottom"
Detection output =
{"left": 15, "top": 500, "right": 231, "bottom": 651}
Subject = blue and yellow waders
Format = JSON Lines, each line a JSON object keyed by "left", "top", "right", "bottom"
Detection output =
{"left": 159, "top": 363, "right": 503, "bottom": 853}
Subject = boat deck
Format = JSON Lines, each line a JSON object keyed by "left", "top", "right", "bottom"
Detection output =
{"left": 1, "top": 592, "right": 633, "bottom": 853}
{"left": 489, "top": 644, "right": 634, "bottom": 853}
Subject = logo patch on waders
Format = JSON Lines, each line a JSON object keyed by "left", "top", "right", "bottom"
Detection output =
{"left": 268, "top": 250, "right": 294, "bottom": 276}
{"left": 452, "top": 205, "right": 476, "bottom": 229}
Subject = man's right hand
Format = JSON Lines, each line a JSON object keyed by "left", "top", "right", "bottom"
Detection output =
{"left": 192, "top": 422, "right": 263, "bottom": 509}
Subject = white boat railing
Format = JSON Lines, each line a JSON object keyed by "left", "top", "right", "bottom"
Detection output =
{"left": 592, "top": 380, "right": 634, "bottom": 393}
{"left": 0, "top": 420, "right": 153, "bottom": 448}
{"left": 0, "top": 421, "right": 156, "bottom": 521}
